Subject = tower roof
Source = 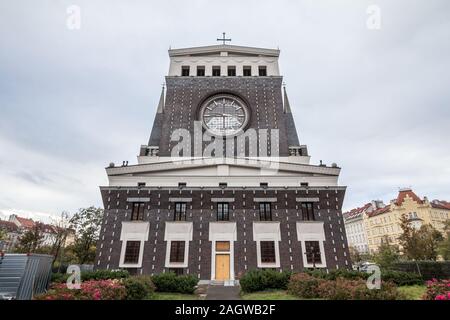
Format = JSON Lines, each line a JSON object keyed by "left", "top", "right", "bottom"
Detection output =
{"left": 283, "top": 86, "right": 300, "bottom": 147}
{"left": 168, "top": 44, "right": 280, "bottom": 57}
{"left": 148, "top": 86, "right": 165, "bottom": 146}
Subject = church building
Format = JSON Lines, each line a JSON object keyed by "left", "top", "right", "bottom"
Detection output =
{"left": 94, "top": 39, "right": 350, "bottom": 284}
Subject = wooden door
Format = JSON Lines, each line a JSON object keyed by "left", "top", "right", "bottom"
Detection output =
{"left": 215, "top": 254, "right": 230, "bottom": 280}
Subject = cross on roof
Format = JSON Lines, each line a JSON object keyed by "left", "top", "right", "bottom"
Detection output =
{"left": 217, "top": 32, "right": 231, "bottom": 45}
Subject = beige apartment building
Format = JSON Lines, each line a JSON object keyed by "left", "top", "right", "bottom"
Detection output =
{"left": 344, "top": 188, "right": 450, "bottom": 253}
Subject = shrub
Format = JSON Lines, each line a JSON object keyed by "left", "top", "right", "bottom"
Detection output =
{"left": 392, "top": 261, "right": 450, "bottom": 280}
{"left": 287, "top": 273, "right": 324, "bottom": 299}
{"left": 240, "top": 269, "right": 292, "bottom": 293}
{"left": 81, "top": 269, "right": 129, "bottom": 281}
{"left": 305, "top": 269, "right": 369, "bottom": 281}
{"left": 381, "top": 270, "right": 423, "bottom": 286}
{"left": 51, "top": 272, "right": 70, "bottom": 284}
{"left": 152, "top": 272, "right": 198, "bottom": 294}
{"left": 123, "top": 276, "right": 156, "bottom": 300}
{"left": 422, "top": 279, "right": 450, "bottom": 300}
{"left": 34, "top": 279, "right": 127, "bottom": 300}
{"left": 288, "top": 272, "right": 404, "bottom": 300}
{"left": 317, "top": 278, "right": 403, "bottom": 300}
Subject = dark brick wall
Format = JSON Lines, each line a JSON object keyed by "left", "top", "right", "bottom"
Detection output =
{"left": 159, "top": 76, "right": 289, "bottom": 157}
{"left": 95, "top": 187, "right": 351, "bottom": 279}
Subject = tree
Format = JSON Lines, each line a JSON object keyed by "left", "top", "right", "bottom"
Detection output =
{"left": 15, "top": 222, "right": 45, "bottom": 253}
{"left": 398, "top": 214, "right": 443, "bottom": 260}
{"left": 373, "top": 236, "right": 400, "bottom": 269}
{"left": 438, "top": 219, "right": 450, "bottom": 260}
{"left": 349, "top": 246, "right": 362, "bottom": 265}
{"left": 70, "top": 206, "right": 103, "bottom": 264}
{"left": 49, "top": 211, "right": 73, "bottom": 267}
{"left": 0, "top": 228, "right": 6, "bottom": 241}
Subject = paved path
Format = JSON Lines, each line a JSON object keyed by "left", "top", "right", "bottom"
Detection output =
{"left": 205, "top": 285, "right": 241, "bottom": 300}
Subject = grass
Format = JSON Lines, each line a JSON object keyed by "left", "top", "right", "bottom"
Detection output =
{"left": 397, "top": 285, "right": 426, "bottom": 300}
{"left": 148, "top": 292, "right": 200, "bottom": 300}
{"left": 241, "top": 290, "right": 299, "bottom": 300}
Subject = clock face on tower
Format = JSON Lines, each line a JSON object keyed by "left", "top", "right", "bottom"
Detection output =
{"left": 199, "top": 94, "right": 250, "bottom": 136}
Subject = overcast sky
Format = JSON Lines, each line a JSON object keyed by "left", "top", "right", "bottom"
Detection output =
{"left": 1, "top": 0, "right": 449, "bottom": 221}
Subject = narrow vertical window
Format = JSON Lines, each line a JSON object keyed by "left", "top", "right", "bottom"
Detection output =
{"left": 260, "top": 241, "right": 276, "bottom": 263}
{"left": 169, "top": 241, "right": 185, "bottom": 263}
{"left": 305, "top": 241, "right": 321, "bottom": 264}
{"left": 227, "top": 66, "right": 236, "bottom": 76}
{"left": 174, "top": 202, "right": 187, "bottom": 221}
{"left": 212, "top": 66, "right": 221, "bottom": 76}
{"left": 124, "top": 241, "right": 140, "bottom": 263}
{"left": 259, "top": 202, "right": 272, "bottom": 221}
{"left": 217, "top": 203, "right": 229, "bottom": 221}
{"left": 258, "top": 66, "right": 267, "bottom": 76}
{"left": 301, "top": 202, "right": 315, "bottom": 221}
{"left": 131, "top": 203, "right": 145, "bottom": 221}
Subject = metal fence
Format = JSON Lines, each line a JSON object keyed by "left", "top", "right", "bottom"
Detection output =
{"left": 0, "top": 253, "right": 53, "bottom": 300}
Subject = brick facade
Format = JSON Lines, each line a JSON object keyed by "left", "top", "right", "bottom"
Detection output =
{"left": 95, "top": 187, "right": 350, "bottom": 279}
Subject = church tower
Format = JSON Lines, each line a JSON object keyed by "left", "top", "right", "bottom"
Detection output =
{"left": 95, "top": 40, "right": 350, "bottom": 283}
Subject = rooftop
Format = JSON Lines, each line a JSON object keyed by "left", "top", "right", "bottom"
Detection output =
{"left": 168, "top": 44, "right": 280, "bottom": 58}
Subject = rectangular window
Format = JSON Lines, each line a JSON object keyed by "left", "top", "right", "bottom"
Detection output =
{"left": 259, "top": 203, "right": 272, "bottom": 221}
{"left": 243, "top": 66, "right": 252, "bottom": 76}
{"left": 178, "top": 182, "right": 187, "bottom": 188}
{"left": 181, "top": 66, "right": 190, "bottom": 76}
{"left": 124, "top": 241, "right": 140, "bottom": 264}
{"left": 169, "top": 268, "right": 184, "bottom": 276}
{"left": 137, "top": 182, "right": 146, "bottom": 187}
{"left": 169, "top": 241, "right": 185, "bottom": 263}
{"left": 174, "top": 202, "right": 187, "bottom": 221}
{"left": 215, "top": 241, "right": 230, "bottom": 252}
{"left": 258, "top": 66, "right": 267, "bottom": 76}
{"left": 197, "top": 66, "right": 205, "bottom": 76}
{"left": 260, "top": 182, "right": 268, "bottom": 188}
{"left": 301, "top": 202, "right": 315, "bottom": 221}
{"left": 260, "top": 241, "right": 276, "bottom": 263}
{"left": 131, "top": 203, "right": 145, "bottom": 221}
{"left": 219, "top": 182, "right": 227, "bottom": 188}
{"left": 217, "top": 202, "right": 229, "bottom": 221}
{"left": 227, "top": 66, "right": 236, "bottom": 76}
{"left": 305, "top": 241, "right": 321, "bottom": 264}
{"left": 212, "top": 66, "right": 221, "bottom": 76}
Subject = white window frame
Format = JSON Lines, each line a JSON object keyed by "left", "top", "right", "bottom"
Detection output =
{"left": 119, "top": 221, "right": 149, "bottom": 268}
{"left": 296, "top": 221, "right": 327, "bottom": 268}
{"left": 253, "top": 222, "right": 281, "bottom": 268}
{"left": 164, "top": 221, "right": 193, "bottom": 268}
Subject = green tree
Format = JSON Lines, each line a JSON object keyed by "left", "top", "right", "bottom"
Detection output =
{"left": 373, "top": 236, "right": 400, "bottom": 269}
{"left": 71, "top": 206, "right": 103, "bottom": 264}
{"left": 0, "top": 228, "right": 6, "bottom": 241}
{"left": 438, "top": 219, "right": 450, "bottom": 260}
{"left": 398, "top": 214, "right": 443, "bottom": 260}
{"left": 15, "top": 222, "right": 45, "bottom": 253}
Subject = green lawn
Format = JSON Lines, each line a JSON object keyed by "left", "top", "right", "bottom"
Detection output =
{"left": 148, "top": 292, "right": 200, "bottom": 300}
{"left": 397, "top": 285, "right": 426, "bottom": 300}
{"left": 241, "top": 290, "right": 299, "bottom": 300}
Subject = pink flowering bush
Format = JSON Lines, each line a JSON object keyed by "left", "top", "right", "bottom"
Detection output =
{"left": 34, "top": 279, "right": 127, "bottom": 300}
{"left": 422, "top": 279, "right": 450, "bottom": 300}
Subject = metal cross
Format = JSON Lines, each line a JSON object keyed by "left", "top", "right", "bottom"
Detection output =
{"left": 217, "top": 32, "right": 231, "bottom": 45}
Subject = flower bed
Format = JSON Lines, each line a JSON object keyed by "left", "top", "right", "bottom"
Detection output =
{"left": 287, "top": 272, "right": 404, "bottom": 300}
{"left": 35, "top": 279, "right": 127, "bottom": 300}
{"left": 422, "top": 279, "right": 450, "bottom": 300}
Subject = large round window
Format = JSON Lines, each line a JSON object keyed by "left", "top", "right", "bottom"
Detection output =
{"left": 199, "top": 94, "right": 250, "bottom": 136}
